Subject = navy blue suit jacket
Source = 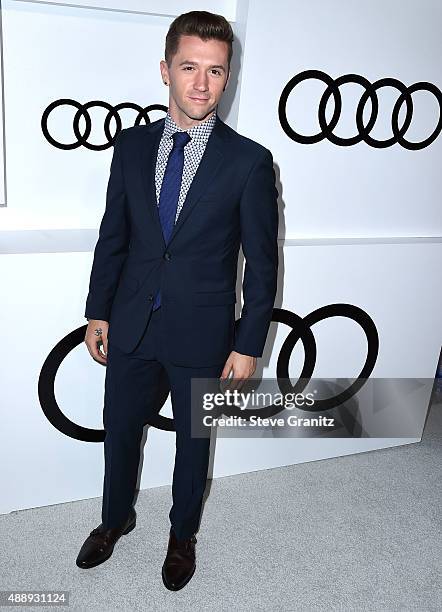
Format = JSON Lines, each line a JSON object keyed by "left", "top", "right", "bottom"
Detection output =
{"left": 85, "top": 114, "right": 279, "bottom": 366}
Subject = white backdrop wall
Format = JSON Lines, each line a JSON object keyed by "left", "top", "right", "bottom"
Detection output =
{"left": 240, "top": 0, "right": 442, "bottom": 239}
{"left": 1, "top": 0, "right": 441, "bottom": 514}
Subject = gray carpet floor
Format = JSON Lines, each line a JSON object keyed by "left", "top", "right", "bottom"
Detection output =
{"left": 1, "top": 396, "right": 441, "bottom": 611}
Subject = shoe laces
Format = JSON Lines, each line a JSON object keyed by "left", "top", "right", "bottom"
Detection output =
{"left": 89, "top": 526, "right": 109, "bottom": 542}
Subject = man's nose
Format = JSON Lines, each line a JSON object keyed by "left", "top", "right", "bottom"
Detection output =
{"left": 194, "top": 72, "right": 209, "bottom": 90}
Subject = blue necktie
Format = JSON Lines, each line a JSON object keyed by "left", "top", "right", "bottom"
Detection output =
{"left": 153, "top": 130, "right": 191, "bottom": 310}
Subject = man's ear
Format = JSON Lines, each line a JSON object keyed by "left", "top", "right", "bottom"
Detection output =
{"left": 160, "top": 59, "right": 169, "bottom": 84}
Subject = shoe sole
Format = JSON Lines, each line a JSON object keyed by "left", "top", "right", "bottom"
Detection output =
{"left": 76, "top": 517, "right": 136, "bottom": 569}
{"left": 161, "top": 563, "right": 196, "bottom": 591}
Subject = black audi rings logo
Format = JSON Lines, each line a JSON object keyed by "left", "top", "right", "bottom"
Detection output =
{"left": 41, "top": 99, "right": 168, "bottom": 150}
{"left": 38, "top": 304, "right": 379, "bottom": 441}
{"left": 279, "top": 70, "right": 442, "bottom": 150}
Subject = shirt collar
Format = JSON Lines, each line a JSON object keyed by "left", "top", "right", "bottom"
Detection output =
{"left": 163, "top": 108, "right": 217, "bottom": 145}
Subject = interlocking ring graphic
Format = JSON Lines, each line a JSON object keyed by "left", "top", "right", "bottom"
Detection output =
{"left": 38, "top": 304, "right": 379, "bottom": 441}
{"left": 278, "top": 70, "right": 442, "bottom": 149}
{"left": 221, "top": 305, "right": 378, "bottom": 421}
{"left": 41, "top": 99, "right": 168, "bottom": 150}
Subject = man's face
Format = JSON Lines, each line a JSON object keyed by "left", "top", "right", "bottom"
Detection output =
{"left": 160, "top": 34, "right": 230, "bottom": 128}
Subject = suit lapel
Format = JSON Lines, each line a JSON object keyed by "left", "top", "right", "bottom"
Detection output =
{"left": 140, "top": 117, "right": 166, "bottom": 249}
{"left": 168, "top": 117, "right": 225, "bottom": 246}
{"left": 140, "top": 114, "right": 227, "bottom": 250}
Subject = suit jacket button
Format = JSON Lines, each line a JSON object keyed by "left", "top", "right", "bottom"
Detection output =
{"left": 147, "top": 294, "right": 153, "bottom": 301}
{"left": 163, "top": 252, "right": 171, "bottom": 261}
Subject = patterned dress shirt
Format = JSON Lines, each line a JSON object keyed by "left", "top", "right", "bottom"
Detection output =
{"left": 154, "top": 108, "right": 217, "bottom": 224}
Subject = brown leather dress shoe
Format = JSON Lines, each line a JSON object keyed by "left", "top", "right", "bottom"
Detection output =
{"left": 75, "top": 507, "right": 136, "bottom": 569}
{"left": 161, "top": 529, "right": 197, "bottom": 591}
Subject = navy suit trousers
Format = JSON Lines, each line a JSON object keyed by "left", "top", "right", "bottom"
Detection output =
{"left": 101, "top": 306, "right": 224, "bottom": 541}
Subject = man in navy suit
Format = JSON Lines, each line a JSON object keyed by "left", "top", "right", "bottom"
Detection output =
{"left": 76, "top": 11, "right": 278, "bottom": 590}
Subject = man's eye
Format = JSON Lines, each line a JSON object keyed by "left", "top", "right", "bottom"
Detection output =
{"left": 183, "top": 66, "right": 222, "bottom": 75}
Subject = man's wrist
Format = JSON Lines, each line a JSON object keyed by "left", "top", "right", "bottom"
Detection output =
{"left": 233, "top": 350, "right": 257, "bottom": 359}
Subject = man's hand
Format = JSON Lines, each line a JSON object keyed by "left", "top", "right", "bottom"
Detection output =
{"left": 85, "top": 319, "right": 109, "bottom": 364}
{"left": 220, "top": 350, "right": 257, "bottom": 389}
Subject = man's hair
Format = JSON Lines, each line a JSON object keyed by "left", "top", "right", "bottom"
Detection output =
{"left": 165, "top": 11, "right": 233, "bottom": 72}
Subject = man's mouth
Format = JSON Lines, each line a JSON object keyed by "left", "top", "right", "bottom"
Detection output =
{"left": 189, "top": 96, "right": 209, "bottom": 102}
